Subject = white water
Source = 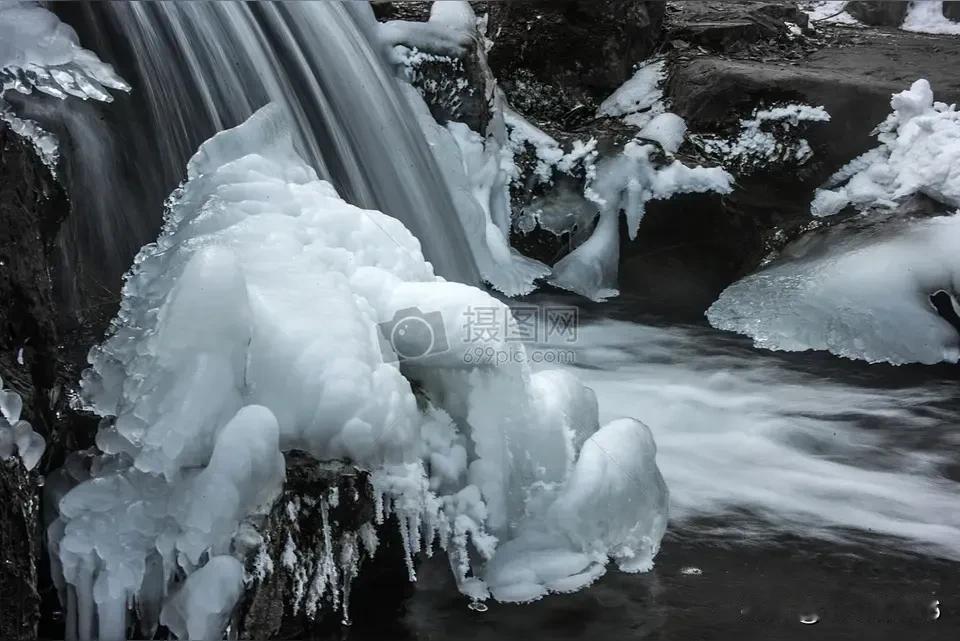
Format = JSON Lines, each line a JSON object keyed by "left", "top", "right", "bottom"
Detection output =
{"left": 533, "top": 309, "right": 960, "bottom": 561}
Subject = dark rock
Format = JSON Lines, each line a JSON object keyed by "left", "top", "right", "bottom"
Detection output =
{"left": 482, "top": 0, "right": 665, "bottom": 126}
{"left": 0, "top": 126, "right": 61, "bottom": 641}
{"left": 666, "top": 2, "right": 810, "bottom": 54}
{"left": 0, "top": 461, "right": 40, "bottom": 641}
{"left": 1, "top": 124, "right": 103, "bottom": 641}
{"left": 945, "top": 1, "right": 960, "bottom": 22}
{"left": 845, "top": 1, "right": 909, "bottom": 26}
{"left": 238, "top": 451, "right": 410, "bottom": 640}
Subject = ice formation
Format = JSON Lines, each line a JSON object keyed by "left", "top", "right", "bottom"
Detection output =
{"left": 0, "top": 1, "right": 129, "bottom": 172}
{"left": 708, "top": 213, "right": 960, "bottom": 365}
{"left": 549, "top": 141, "right": 733, "bottom": 302}
{"left": 0, "top": 375, "right": 45, "bottom": 470}
{"left": 812, "top": 79, "right": 960, "bottom": 217}
{"left": 525, "top": 56, "right": 733, "bottom": 301}
{"left": 692, "top": 104, "right": 831, "bottom": 173}
{"left": 49, "top": 104, "right": 668, "bottom": 638}
{"left": 903, "top": 1, "right": 960, "bottom": 35}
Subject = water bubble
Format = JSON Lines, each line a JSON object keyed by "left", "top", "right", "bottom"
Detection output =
{"left": 680, "top": 566, "right": 703, "bottom": 575}
{"left": 799, "top": 613, "right": 819, "bottom": 625}
{"left": 468, "top": 600, "right": 489, "bottom": 613}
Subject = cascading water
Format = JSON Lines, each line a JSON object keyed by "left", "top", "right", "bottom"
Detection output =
{"left": 38, "top": 0, "right": 479, "bottom": 317}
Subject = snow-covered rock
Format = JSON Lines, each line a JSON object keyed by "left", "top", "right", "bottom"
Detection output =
{"left": 692, "top": 104, "right": 831, "bottom": 174}
{"left": 812, "top": 79, "right": 960, "bottom": 216}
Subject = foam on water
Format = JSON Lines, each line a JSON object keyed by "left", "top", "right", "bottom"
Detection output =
{"left": 536, "top": 314, "right": 960, "bottom": 560}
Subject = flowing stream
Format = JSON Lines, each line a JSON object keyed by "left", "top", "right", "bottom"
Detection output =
{"left": 371, "top": 295, "right": 960, "bottom": 640}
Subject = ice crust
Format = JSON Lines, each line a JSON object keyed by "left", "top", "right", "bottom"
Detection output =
{"left": 708, "top": 213, "right": 960, "bottom": 365}
{"left": 50, "top": 104, "right": 669, "bottom": 639}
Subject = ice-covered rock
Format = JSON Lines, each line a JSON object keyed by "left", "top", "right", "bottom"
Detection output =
{"left": 813, "top": 79, "right": 960, "bottom": 216}
{"left": 388, "top": 2, "right": 552, "bottom": 297}
{"left": 0, "top": 1, "right": 128, "bottom": 173}
{"left": 708, "top": 212, "right": 960, "bottom": 365}
{"left": 52, "top": 103, "right": 669, "bottom": 637}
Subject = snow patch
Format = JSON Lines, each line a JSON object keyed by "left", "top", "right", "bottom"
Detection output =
{"left": 801, "top": 1, "right": 863, "bottom": 26}
{"left": 597, "top": 58, "right": 667, "bottom": 129}
{"left": 812, "top": 79, "right": 960, "bottom": 216}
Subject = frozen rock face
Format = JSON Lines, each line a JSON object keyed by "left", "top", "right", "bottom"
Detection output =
{"left": 50, "top": 103, "right": 669, "bottom": 639}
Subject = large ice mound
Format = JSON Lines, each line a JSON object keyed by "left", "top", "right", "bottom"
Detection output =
{"left": 49, "top": 104, "right": 668, "bottom": 639}
{"left": 707, "top": 213, "right": 960, "bottom": 365}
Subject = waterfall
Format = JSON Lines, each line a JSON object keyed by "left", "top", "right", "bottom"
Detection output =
{"left": 41, "top": 0, "right": 479, "bottom": 317}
